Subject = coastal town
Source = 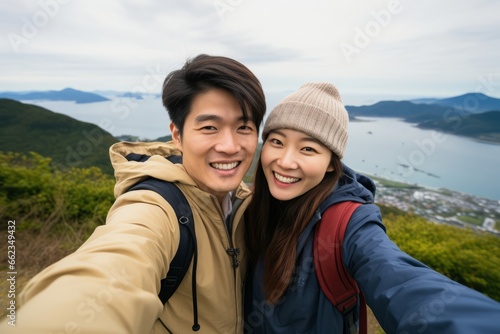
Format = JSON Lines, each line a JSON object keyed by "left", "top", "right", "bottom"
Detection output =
{"left": 372, "top": 177, "right": 500, "bottom": 236}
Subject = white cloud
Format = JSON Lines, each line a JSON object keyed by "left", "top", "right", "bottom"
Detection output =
{"left": 1, "top": 0, "right": 499, "bottom": 100}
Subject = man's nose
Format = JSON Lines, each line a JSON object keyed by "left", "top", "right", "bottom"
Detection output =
{"left": 214, "top": 130, "right": 240, "bottom": 154}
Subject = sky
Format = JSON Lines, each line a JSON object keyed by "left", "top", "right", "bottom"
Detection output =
{"left": 2, "top": 0, "right": 500, "bottom": 106}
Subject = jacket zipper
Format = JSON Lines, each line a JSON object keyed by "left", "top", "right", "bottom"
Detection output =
{"left": 211, "top": 195, "right": 243, "bottom": 333}
{"left": 210, "top": 195, "right": 241, "bottom": 269}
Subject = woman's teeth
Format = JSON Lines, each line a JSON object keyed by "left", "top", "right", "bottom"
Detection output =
{"left": 274, "top": 172, "right": 299, "bottom": 184}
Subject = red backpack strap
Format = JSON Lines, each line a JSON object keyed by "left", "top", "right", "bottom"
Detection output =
{"left": 314, "top": 201, "right": 367, "bottom": 334}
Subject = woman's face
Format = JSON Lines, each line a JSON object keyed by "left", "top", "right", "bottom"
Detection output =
{"left": 261, "top": 128, "right": 334, "bottom": 201}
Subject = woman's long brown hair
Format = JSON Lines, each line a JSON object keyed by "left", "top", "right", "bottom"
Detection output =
{"left": 245, "top": 148, "right": 343, "bottom": 304}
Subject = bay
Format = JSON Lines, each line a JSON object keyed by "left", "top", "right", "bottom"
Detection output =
{"left": 343, "top": 117, "right": 500, "bottom": 201}
{"left": 24, "top": 99, "right": 500, "bottom": 201}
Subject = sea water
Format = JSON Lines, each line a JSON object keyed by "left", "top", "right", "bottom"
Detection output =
{"left": 23, "top": 99, "right": 500, "bottom": 200}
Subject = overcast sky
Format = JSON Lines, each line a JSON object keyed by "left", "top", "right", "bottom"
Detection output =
{"left": 2, "top": 0, "right": 500, "bottom": 105}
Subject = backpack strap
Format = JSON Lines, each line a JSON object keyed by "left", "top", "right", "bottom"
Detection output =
{"left": 124, "top": 154, "right": 201, "bottom": 331}
{"left": 128, "top": 177, "right": 196, "bottom": 303}
{"left": 313, "top": 201, "right": 367, "bottom": 334}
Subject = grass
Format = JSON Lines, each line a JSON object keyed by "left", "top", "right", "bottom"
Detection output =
{"left": 0, "top": 229, "right": 85, "bottom": 320}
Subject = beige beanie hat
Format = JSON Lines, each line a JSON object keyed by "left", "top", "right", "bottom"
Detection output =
{"left": 262, "top": 82, "right": 349, "bottom": 159}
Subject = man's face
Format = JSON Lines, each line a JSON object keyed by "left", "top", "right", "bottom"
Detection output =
{"left": 171, "top": 88, "right": 258, "bottom": 203}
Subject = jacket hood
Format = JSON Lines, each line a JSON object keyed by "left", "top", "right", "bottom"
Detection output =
{"left": 109, "top": 141, "right": 197, "bottom": 198}
{"left": 109, "top": 140, "right": 253, "bottom": 201}
{"left": 296, "top": 163, "right": 376, "bottom": 252}
{"left": 319, "top": 163, "right": 376, "bottom": 212}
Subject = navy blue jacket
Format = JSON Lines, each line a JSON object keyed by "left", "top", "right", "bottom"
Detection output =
{"left": 245, "top": 164, "right": 500, "bottom": 333}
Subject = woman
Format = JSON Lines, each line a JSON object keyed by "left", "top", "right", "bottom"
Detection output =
{"left": 244, "top": 82, "right": 500, "bottom": 333}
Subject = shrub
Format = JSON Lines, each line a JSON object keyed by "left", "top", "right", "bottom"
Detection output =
{"left": 384, "top": 212, "right": 500, "bottom": 301}
{"left": 0, "top": 151, "right": 115, "bottom": 235}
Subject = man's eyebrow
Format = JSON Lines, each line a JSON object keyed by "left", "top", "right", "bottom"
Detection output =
{"left": 194, "top": 114, "right": 222, "bottom": 123}
{"left": 194, "top": 114, "right": 255, "bottom": 123}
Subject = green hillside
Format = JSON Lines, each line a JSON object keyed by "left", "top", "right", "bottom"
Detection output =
{"left": 0, "top": 98, "right": 118, "bottom": 174}
{"left": 417, "top": 110, "right": 500, "bottom": 143}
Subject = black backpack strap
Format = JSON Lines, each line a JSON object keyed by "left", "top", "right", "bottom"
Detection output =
{"left": 125, "top": 153, "right": 201, "bottom": 331}
{"left": 127, "top": 177, "right": 196, "bottom": 303}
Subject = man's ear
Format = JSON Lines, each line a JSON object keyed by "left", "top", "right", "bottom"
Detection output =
{"left": 170, "top": 122, "right": 182, "bottom": 149}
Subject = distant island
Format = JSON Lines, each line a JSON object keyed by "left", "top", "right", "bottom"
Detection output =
{"left": 0, "top": 87, "right": 110, "bottom": 104}
{"left": 346, "top": 93, "right": 500, "bottom": 144}
{"left": 117, "top": 92, "right": 144, "bottom": 100}
{"left": 411, "top": 93, "right": 500, "bottom": 113}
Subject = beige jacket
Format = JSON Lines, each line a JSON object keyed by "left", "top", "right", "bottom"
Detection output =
{"left": 5, "top": 141, "right": 251, "bottom": 334}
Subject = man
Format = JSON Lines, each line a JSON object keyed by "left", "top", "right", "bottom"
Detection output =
{"left": 3, "top": 54, "right": 266, "bottom": 333}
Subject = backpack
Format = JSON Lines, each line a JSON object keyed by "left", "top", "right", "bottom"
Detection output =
{"left": 126, "top": 154, "right": 366, "bottom": 333}
{"left": 314, "top": 201, "right": 367, "bottom": 334}
{"left": 125, "top": 153, "right": 201, "bottom": 331}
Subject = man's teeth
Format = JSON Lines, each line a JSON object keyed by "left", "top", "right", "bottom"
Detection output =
{"left": 212, "top": 162, "right": 239, "bottom": 170}
{"left": 274, "top": 172, "right": 299, "bottom": 184}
